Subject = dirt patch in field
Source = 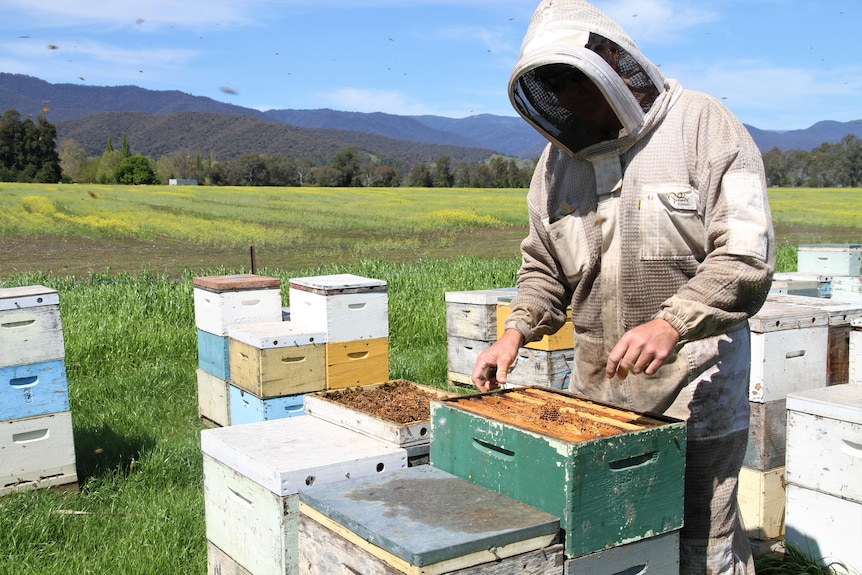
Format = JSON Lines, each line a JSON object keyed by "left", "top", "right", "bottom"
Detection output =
{"left": 322, "top": 380, "right": 442, "bottom": 424}
{"left": 0, "top": 228, "right": 528, "bottom": 279}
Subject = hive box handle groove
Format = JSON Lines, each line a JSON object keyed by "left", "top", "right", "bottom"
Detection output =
{"left": 472, "top": 438, "right": 515, "bottom": 460}
{"left": 13, "top": 429, "right": 49, "bottom": 444}
{"left": 609, "top": 451, "right": 658, "bottom": 471}
{"left": 10, "top": 376, "right": 38, "bottom": 388}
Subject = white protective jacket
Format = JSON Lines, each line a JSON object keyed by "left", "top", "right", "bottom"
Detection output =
{"left": 503, "top": 0, "right": 775, "bottom": 413}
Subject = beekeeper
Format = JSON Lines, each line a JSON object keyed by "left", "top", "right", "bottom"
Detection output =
{"left": 472, "top": 1, "right": 775, "bottom": 573}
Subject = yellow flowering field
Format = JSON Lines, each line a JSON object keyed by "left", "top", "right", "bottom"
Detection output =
{"left": 0, "top": 183, "right": 526, "bottom": 247}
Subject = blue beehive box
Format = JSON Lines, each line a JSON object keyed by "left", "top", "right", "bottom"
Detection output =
{"left": 198, "top": 329, "right": 230, "bottom": 381}
{"left": 229, "top": 385, "right": 305, "bottom": 425}
{"left": 0, "top": 359, "right": 69, "bottom": 421}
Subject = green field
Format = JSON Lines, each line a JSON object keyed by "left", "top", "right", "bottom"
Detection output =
{"left": 1, "top": 183, "right": 860, "bottom": 574}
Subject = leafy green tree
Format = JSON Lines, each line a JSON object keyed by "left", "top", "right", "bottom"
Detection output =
{"left": 435, "top": 156, "right": 453, "bottom": 187}
{"left": 407, "top": 163, "right": 433, "bottom": 187}
{"left": 115, "top": 154, "right": 158, "bottom": 185}
{"left": 331, "top": 147, "right": 361, "bottom": 186}
{"left": 58, "top": 138, "right": 89, "bottom": 182}
{"left": 120, "top": 132, "right": 131, "bottom": 158}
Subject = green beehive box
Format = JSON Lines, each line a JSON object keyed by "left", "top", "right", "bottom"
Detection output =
{"left": 430, "top": 387, "right": 686, "bottom": 558}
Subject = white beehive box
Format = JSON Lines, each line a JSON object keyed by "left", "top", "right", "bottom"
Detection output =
{"left": 832, "top": 276, "right": 862, "bottom": 304}
{"left": 228, "top": 321, "right": 326, "bottom": 397}
{"left": 0, "top": 285, "right": 64, "bottom": 368}
{"left": 748, "top": 301, "right": 829, "bottom": 402}
{"left": 201, "top": 415, "right": 406, "bottom": 575}
{"left": 444, "top": 288, "right": 517, "bottom": 341}
{"left": 193, "top": 275, "right": 283, "bottom": 337}
{"left": 196, "top": 368, "right": 230, "bottom": 427}
{"left": 785, "top": 484, "right": 861, "bottom": 574}
{"left": 737, "top": 466, "right": 786, "bottom": 541}
{"left": 767, "top": 294, "right": 862, "bottom": 385}
{"left": 1, "top": 411, "right": 77, "bottom": 495}
{"left": 797, "top": 244, "right": 861, "bottom": 276}
{"left": 289, "top": 274, "right": 388, "bottom": 343}
{"left": 446, "top": 335, "right": 492, "bottom": 385}
{"left": 505, "top": 347, "right": 574, "bottom": 390}
{"left": 786, "top": 385, "right": 862, "bottom": 503}
{"left": 851, "top": 318, "right": 862, "bottom": 386}
{"left": 304, "top": 381, "right": 457, "bottom": 455}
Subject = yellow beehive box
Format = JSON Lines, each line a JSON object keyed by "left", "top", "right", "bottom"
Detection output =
{"left": 496, "top": 297, "right": 572, "bottom": 351}
{"left": 324, "top": 338, "right": 389, "bottom": 389}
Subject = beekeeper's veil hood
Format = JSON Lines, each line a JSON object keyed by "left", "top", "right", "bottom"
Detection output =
{"left": 510, "top": 0, "right": 676, "bottom": 155}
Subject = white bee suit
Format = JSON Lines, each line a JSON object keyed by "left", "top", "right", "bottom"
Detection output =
{"left": 503, "top": 1, "right": 775, "bottom": 573}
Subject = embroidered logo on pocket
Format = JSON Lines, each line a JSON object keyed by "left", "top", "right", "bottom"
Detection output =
{"left": 658, "top": 189, "right": 697, "bottom": 212}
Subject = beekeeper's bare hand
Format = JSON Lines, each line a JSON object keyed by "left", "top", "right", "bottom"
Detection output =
{"left": 472, "top": 329, "right": 523, "bottom": 392}
{"left": 606, "top": 318, "right": 679, "bottom": 380}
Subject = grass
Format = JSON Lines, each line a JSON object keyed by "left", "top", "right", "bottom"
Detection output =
{"left": 1, "top": 183, "right": 860, "bottom": 573}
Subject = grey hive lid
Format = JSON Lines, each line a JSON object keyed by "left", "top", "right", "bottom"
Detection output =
{"left": 299, "top": 464, "right": 559, "bottom": 567}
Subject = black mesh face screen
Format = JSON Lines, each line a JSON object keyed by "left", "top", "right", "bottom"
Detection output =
{"left": 511, "top": 32, "right": 660, "bottom": 154}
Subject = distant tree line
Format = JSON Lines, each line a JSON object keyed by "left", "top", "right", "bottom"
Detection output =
{"left": 761, "top": 135, "right": 862, "bottom": 187}
{"left": 3, "top": 109, "right": 861, "bottom": 189}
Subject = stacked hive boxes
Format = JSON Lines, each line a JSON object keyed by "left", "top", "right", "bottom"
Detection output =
{"left": 798, "top": 243, "right": 861, "bottom": 303}
{"left": 444, "top": 288, "right": 574, "bottom": 390}
{"left": 444, "top": 288, "right": 516, "bottom": 386}
{"left": 767, "top": 294, "right": 862, "bottom": 385}
{"left": 193, "top": 274, "right": 283, "bottom": 427}
{"left": 496, "top": 294, "right": 574, "bottom": 389}
{"left": 785, "top": 385, "right": 862, "bottom": 573}
{"left": 227, "top": 321, "right": 326, "bottom": 425}
{"left": 201, "top": 415, "right": 407, "bottom": 574}
{"left": 0, "top": 285, "right": 77, "bottom": 495}
{"left": 431, "top": 387, "right": 686, "bottom": 572}
{"left": 738, "top": 300, "right": 829, "bottom": 542}
{"left": 288, "top": 274, "right": 389, "bottom": 389}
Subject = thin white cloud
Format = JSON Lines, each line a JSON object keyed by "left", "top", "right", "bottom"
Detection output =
{"left": 595, "top": 0, "right": 720, "bottom": 44}
{"left": 319, "top": 87, "right": 481, "bottom": 118}
{"left": 674, "top": 59, "right": 862, "bottom": 128}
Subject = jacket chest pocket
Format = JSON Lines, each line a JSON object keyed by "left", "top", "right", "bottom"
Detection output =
{"left": 638, "top": 184, "right": 705, "bottom": 261}
{"left": 543, "top": 209, "right": 591, "bottom": 285}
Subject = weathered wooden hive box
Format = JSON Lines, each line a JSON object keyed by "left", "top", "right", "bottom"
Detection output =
{"left": 748, "top": 300, "right": 830, "bottom": 403}
{"left": 297, "top": 465, "right": 564, "bottom": 575}
{"left": 445, "top": 288, "right": 517, "bottom": 387}
{"left": 305, "top": 380, "right": 458, "bottom": 457}
{"left": 562, "top": 530, "right": 679, "bottom": 575}
{"left": 201, "top": 415, "right": 406, "bottom": 575}
{"left": 0, "top": 285, "right": 77, "bottom": 495}
{"left": 797, "top": 243, "right": 861, "bottom": 277}
{"left": 785, "top": 385, "right": 862, "bottom": 573}
{"left": 430, "top": 387, "right": 686, "bottom": 558}
{"left": 228, "top": 321, "right": 326, "bottom": 397}
{"left": 0, "top": 285, "right": 64, "bottom": 367}
{"left": 445, "top": 288, "right": 517, "bottom": 342}
{"left": 767, "top": 293, "right": 862, "bottom": 385}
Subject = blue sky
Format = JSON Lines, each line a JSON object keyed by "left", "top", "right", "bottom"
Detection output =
{"left": 2, "top": 0, "right": 860, "bottom": 131}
